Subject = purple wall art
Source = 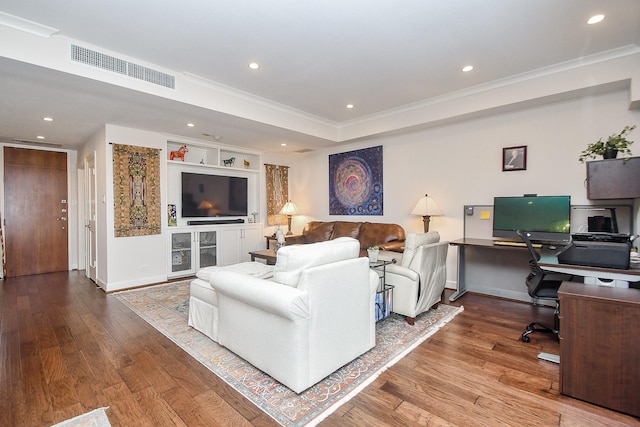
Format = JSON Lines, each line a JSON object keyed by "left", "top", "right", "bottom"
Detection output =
{"left": 329, "top": 145, "right": 383, "bottom": 215}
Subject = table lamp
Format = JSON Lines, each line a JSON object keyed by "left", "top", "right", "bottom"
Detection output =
{"left": 411, "top": 194, "right": 442, "bottom": 232}
{"left": 279, "top": 200, "right": 298, "bottom": 235}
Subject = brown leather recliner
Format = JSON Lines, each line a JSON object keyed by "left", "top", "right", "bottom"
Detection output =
{"left": 286, "top": 221, "right": 405, "bottom": 253}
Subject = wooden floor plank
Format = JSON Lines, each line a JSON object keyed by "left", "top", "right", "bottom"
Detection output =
{"left": 2, "top": 272, "right": 640, "bottom": 426}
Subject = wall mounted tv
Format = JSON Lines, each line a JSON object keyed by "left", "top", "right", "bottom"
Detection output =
{"left": 493, "top": 195, "right": 571, "bottom": 243}
{"left": 181, "top": 172, "right": 248, "bottom": 218}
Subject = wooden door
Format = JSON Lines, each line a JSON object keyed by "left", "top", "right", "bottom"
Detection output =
{"left": 4, "top": 147, "right": 68, "bottom": 277}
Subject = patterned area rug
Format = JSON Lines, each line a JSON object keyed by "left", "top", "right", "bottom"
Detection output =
{"left": 50, "top": 407, "right": 111, "bottom": 427}
{"left": 113, "top": 281, "right": 463, "bottom": 426}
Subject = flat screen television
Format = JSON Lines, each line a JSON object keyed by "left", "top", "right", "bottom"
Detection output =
{"left": 181, "top": 172, "right": 248, "bottom": 218}
{"left": 492, "top": 195, "right": 571, "bottom": 243}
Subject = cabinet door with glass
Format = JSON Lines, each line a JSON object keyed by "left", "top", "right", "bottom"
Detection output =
{"left": 197, "top": 230, "right": 217, "bottom": 269}
{"left": 169, "top": 231, "right": 195, "bottom": 276}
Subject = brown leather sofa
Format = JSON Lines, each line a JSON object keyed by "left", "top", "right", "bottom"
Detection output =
{"left": 285, "top": 221, "right": 405, "bottom": 253}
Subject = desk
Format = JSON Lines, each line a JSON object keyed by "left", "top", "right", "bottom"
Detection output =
{"left": 539, "top": 256, "right": 640, "bottom": 284}
{"left": 559, "top": 282, "right": 640, "bottom": 417}
{"left": 450, "top": 238, "right": 639, "bottom": 302}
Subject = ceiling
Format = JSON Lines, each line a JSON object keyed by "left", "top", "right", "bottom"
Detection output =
{"left": 0, "top": 0, "right": 639, "bottom": 152}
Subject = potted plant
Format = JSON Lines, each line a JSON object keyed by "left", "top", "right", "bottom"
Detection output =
{"left": 367, "top": 246, "right": 380, "bottom": 262}
{"left": 578, "top": 125, "right": 636, "bottom": 163}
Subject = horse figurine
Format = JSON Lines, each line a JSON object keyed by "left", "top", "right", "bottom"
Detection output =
{"left": 223, "top": 157, "right": 235, "bottom": 167}
{"left": 170, "top": 145, "right": 189, "bottom": 161}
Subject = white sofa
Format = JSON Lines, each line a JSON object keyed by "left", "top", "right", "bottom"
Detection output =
{"left": 210, "top": 237, "right": 378, "bottom": 393}
{"left": 188, "top": 261, "right": 274, "bottom": 342}
{"left": 385, "top": 232, "right": 449, "bottom": 325}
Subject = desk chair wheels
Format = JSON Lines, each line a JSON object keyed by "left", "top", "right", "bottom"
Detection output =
{"left": 521, "top": 321, "right": 558, "bottom": 342}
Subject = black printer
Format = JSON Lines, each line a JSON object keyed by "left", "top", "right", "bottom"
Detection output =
{"left": 557, "top": 233, "right": 632, "bottom": 270}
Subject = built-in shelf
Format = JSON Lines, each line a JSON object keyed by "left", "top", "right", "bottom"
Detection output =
{"left": 167, "top": 140, "right": 260, "bottom": 172}
{"left": 165, "top": 136, "right": 263, "bottom": 230}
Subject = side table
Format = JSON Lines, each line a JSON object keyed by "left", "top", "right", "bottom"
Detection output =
{"left": 369, "top": 259, "right": 395, "bottom": 322}
{"left": 265, "top": 234, "right": 302, "bottom": 249}
{"left": 249, "top": 249, "right": 278, "bottom": 265}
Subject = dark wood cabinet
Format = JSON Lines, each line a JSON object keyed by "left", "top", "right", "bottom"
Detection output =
{"left": 558, "top": 282, "right": 640, "bottom": 417}
{"left": 586, "top": 157, "right": 640, "bottom": 199}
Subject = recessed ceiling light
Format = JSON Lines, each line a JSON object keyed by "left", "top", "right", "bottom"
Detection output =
{"left": 587, "top": 14, "right": 604, "bottom": 24}
{"left": 346, "top": 104, "right": 354, "bottom": 109}
{"left": 36, "top": 135, "right": 45, "bottom": 139}
{"left": 249, "top": 62, "right": 260, "bottom": 70}
{"left": 186, "top": 123, "right": 195, "bottom": 127}
{"left": 281, "top": 143, "right": 287, "bottom": 147}
{"left": 43, "top": 117, "right": 54, "bottom": 122}
{"left": 462, "top": 65, "right": 474, "bottom": 72}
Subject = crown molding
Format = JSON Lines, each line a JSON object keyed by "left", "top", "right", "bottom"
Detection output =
{"left": 0, "top": 12, "right": 59, "bottom": 37}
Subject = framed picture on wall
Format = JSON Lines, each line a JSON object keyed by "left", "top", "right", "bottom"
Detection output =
{"left": 502, "top": 145, "right": 527, "bottom": 171}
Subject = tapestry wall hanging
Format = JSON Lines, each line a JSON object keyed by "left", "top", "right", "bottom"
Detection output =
{"left": 329, "top": 145, "right": 383, "bottom": 215}
{"left": 113, "top": 143, "right": 161, "bottom": 237}
{"left": 265, "top": 164, "right": 289, "bottom": 225}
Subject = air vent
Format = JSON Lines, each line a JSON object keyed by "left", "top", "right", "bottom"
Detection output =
{"left": 295, "top": 148, "right": 315, "bottom": 153}
{"left": 71, "top": 45, "right": 175, "bottom": 89}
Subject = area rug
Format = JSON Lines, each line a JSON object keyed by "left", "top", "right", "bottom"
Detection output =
{"left": 113, "top": 281, "right": 463, "bottom": 426}
{"left": 51, "top": 407, "right": 111, "bottom": 427}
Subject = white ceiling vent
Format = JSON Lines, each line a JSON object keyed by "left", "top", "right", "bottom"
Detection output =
{"left": 71, "top": 44, "right": 175, "bottom": 89}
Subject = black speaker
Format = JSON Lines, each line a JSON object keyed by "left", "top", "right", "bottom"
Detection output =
{"left": 187, "top": 219, "right": 245, "bottom": 225}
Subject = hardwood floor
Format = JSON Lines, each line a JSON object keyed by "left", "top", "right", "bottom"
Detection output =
{"left": 1, "top": 271, "right": 638, "bottom": 426}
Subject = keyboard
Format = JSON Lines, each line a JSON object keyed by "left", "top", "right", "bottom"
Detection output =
{"left": 494, "top": 240, "right": 542, "bottom": 248}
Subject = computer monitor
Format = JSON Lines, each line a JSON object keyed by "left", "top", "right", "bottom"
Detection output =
{"left": 493, "top": 195, "right": 571, "bottom": 243}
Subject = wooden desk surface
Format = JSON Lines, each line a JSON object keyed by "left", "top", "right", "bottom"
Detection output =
{"left": 559, "top": 281, "right": 640, "bottom": 305}
{"left": 451, "top": 237, "right": 640, "bottom": 277}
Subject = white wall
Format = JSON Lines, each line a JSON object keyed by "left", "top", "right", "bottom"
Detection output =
{"left": 73, "top": 87, "right": 639, "bottom": 293}
{"left": 102, "top": 125, "right": 167, "bottom": 291}
{"left": 288, "top": 87, "right": 640, "bottom": 289}
{"left": 78, "top": 125, "right": 167, "bottom": 291}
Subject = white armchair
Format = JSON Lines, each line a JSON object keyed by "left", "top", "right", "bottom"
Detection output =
{"left": 386, "top": 232, "right": 449, "bottom": 325}
{"left": 212, "top": 237, "right": 379, "bottom": 393}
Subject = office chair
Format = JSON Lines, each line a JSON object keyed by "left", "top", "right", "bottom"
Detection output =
{"left": 516, "top": 230, "right": 572, "bottom": 343}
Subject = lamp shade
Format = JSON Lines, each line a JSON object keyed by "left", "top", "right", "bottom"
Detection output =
{"left": 279, "top": 201, "right": 299, "bottom": 216}
{"left": 411, "top": 194, "right": 442, "bottom": 216}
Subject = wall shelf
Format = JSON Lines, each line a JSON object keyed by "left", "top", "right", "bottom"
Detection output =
{"left": 167, "top": 140, "right": 260, "bottom": 172}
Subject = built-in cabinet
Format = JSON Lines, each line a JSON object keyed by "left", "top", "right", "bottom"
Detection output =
{"left": 165, "top": 137, "right": 264, "bottom": 279}
{"left": 168, "top": 228, "right": 218, "bottom": 277}
{"left": 217, "top": 226, "right": 263, "bottom": 266}
{"left": 168, "top": 224, "right": 262, "bottom": 278}
{"left": 586, "top": 157, "right": 640, "bottom": 199}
